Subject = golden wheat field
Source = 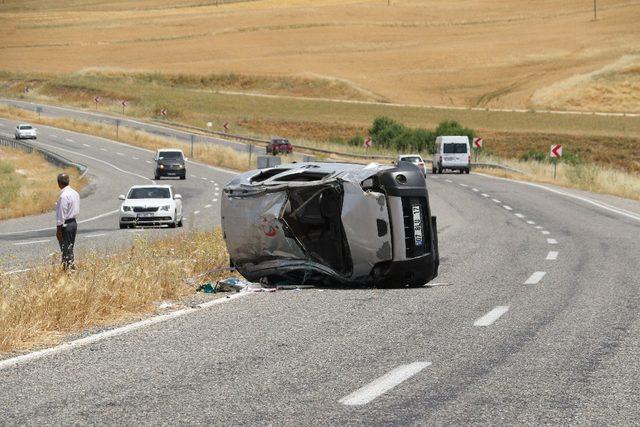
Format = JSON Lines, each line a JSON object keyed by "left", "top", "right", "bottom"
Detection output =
{"left": 1, "top": 0, "right": 640, "bottom": 112}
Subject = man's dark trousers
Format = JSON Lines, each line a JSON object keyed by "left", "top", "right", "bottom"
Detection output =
{"left": 60, "top": 219, "right": 77, "bottom": 269}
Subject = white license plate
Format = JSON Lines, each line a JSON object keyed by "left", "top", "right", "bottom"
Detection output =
{"left": 412, "top": 204, "right": 424, "bottom": 247}
{"left": 138, "top": 212, "right": 154, "bottom": 218}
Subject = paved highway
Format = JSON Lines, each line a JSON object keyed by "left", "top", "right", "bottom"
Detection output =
{"left": 1, "top": 114, "right": 639, "bottom": 424}
{"left": 0, "top": 117, "right": 233, "bottom": 272}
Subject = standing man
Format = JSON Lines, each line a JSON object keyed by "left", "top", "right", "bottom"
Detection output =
{"left": 55, "top": 173, "right": 80, "bottom": 270}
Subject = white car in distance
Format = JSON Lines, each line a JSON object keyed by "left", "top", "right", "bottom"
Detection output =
{"left": 15, "top": 124, "right": 37, "bottom": 140}
{"left": 119, "top": 185, "right": 183, "bottom": 229}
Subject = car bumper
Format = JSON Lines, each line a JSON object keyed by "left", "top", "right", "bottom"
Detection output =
{"left": 120, "top": 213, "right": 174, "bottom": 226}
{"left": 156, "top": 169, "right": 185, "bottom": 177}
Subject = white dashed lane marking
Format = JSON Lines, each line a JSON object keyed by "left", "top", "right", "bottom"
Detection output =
{"left": 132, "top": 156, "right": 139, "bottom": 160}
{"left": 492, "top": 199, "right": 501, "bottom": 204}
{"left": 459, "top": 183, "right": 468, "bottom": 187}
{"left": 84, "top": 233, "right": 106, "bottom": 238}
{"left": 193, "top": 210, "right": 200, "bottom": 215}
{"left": 535, "top": 226, "right": 543, "bottom": 230}
{"left": 190, "top": 174, "right": 197, "bottom": 178}
{"left": 472, "top": 188, "right": 479, "bottom": 192}
{"left": 213, "top": 198, "right": 218, "bottom": 202}
{"left": 524, "top": 271, "right": 546, "bottom": 285}
{"left": 481, "top": 193, "right": 490, "bottom": 198}
{"left": 526, "top": 220, "right": 536, "bottom": 225}
{"left": 339, "top": 362, "right": 432, "bottom": 406}
{"left": 201, "top": 177, "right": 207, "bottom": 181}
{"left": 204, "top": 204, "right": 212, "bottom": 208}
{"left": 100, "top": 148, "right": 108, "bottom": 152}
{"left": 474, "top": 306, "right": 509, "bottom": 327}
{"left": 145, "top": 160, "right": 152, "bottom": 164}
{"left": 503, "top": 205, "right": 512, "bottom": 211}
{"left": 541, "top": 230, "right": 550, "bottom": 235}
{"left": 546, "top": 251, "right": 559, "bottom": 260}
{"left": 547, "top": 238, "right": 558, "bottom": 244}
{"left": 514, "top": 213, "right": 525, "bottom": 218}
{"left": 116, "top": 152, "right": 124, "bottom": 156}
{"left": 65, "top": 138, "right": 74, "bottom": 143}
{"left": 445, "top": 179, "right": 453, "bottom": 183}
{"left": 83, "top": 144, "right": 90, "bottom": 148}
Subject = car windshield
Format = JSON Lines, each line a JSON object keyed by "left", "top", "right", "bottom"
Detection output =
{"left": 443, "top": 143, "right": 468, "bottom": 154}
{"left": 400, "top": 156, "right": 422, "bottom": 163}
{"left": 128, "top": 187, "right": 171, "bottom": 199}
{"left": 158, "top": 151, "right": 183, "bottom": 160}
{"left": 19, "top": 125, "right": 33, "bottom": 130}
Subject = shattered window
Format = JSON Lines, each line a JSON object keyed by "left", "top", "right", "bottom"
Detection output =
{"left": 282, "top": 185, "right": 352, "bottom": 275}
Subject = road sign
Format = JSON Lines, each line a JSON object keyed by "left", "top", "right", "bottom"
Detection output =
{"left": 364, "top": 137, "right": 372, "bottom": 148}
{"left": 160, "top": 108, "right": 167, "bottom": 117}
{"left": 94, "top": 96, "right": 101, "bottom": 103}
{"left": 473, "top": 137, "right": 483, "bottom": 149}
{"left": 550, "top": 144, "right": 563, "bottom": 158}
{"left": 206, "top": 122, "right": 213, "bottom": 128}
{"left": 24, "top": 87, "right": 30, "bottom": 94}
{"left": 223, "top": 122, "right": 229, "bottom": 131}
{"left": 121, "top": 100, "right": 127, "bottom": 107}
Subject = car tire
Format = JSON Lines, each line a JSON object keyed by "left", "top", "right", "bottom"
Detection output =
{"left": 119, "top": 223, "right": 126, "bottom": 229}
{"left": 438, "top": 167, "right": 443, "bottom": 174}
{"left": 154, "top": 173, "right": 159, "bottom": 180}
{"left": 180, "top": 175, "right": 186, "bottom": 180}
{"left": 432, "top": 167, "right": 437, "bottom": 174}
{"left": 177, "top": 218, "right": 183, "bottom": 227}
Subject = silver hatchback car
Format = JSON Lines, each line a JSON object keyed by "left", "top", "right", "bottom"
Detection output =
{"left": 221, "top": 162, "right": 439, "bottom": 287}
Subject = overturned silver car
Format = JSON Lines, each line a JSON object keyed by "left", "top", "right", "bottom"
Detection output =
{"left": 221, "top": 162, "right": 439, "bottom": 287}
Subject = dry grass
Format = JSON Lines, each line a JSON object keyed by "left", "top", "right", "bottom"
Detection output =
{"left": 476, "top": 154, "right": 640, "bottom": 202}
{"left": 0, "top": 146, "right": 87, "bottom": 220}
{"left": 0, "top": 229, "right": 231, "bottom": 354}
{"left": 1, "top": 0, "right": 640, "bottom": 111}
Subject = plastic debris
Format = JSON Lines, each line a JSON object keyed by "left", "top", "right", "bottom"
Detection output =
{"left": 158, "top": 301, "right": 173, "bottom": 309}
{"left": 216, "top": 277, "right": 250, "bottom": 292}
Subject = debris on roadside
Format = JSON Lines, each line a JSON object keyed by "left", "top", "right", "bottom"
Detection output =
{"left": 158, "top": 301, "right": 173, "bottom": 309}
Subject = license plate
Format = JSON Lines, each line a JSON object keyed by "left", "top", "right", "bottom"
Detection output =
{"left": 412, "top": 204, "right": 424, "bottom": 247}
{"left": 167, "top": 172, "right": 177, "bottom": 175}
{"left": 444, "top": 157, "right": 454, "bottom": 161}
{"left": 138, "top": 212, "right": 154, "bottom": 218}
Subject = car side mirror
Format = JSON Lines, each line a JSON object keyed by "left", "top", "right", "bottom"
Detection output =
{"left": 118, "top": 195, "right": 125, "bottom": 200}
{"left": 174, "top": 194, "right": 182, "bottom": 200}
{"left": 184, "top": 157, "right": 188, "bottom": 161}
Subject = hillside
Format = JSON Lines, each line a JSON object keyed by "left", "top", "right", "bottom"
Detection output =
{"left": 1, "top": 0, "right": 640, "bottom": 112}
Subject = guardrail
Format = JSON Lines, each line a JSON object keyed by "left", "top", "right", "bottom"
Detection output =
{"left": 0, "top": 136, "right": 88, "bottom": 178}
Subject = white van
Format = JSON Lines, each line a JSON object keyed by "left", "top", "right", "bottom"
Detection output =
{"left": 432, "top": 136, "right": 471, "bottom": 174}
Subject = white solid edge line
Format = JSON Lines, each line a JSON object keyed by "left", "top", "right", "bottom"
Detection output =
{"left": 13, "top": 239, "right": 50, "bottom": 246}
{"left": 2, "top": 268, "right": 31, "bottom": 276}
{"left": 474, "top": 306, "right": 509, "bottom": 327}
{"left": 84, "top": 233, "right": 106, "bottom": 238}
{"left": 473, "top": 172, "right": 640, "bottom": 223}
{"left": 524, "top": 271, "right": 546, "bottom": 285}
{"left": 547, "top": 238, "right": 558, "bottom": 244}
{"left": 0, "top": 210, "right": 119, "bottom": 235}
{"left": 0, "top": 292, "right": 250, "bottom": 371}
{"left": 546, "top": 251, "right": 559, "bottom": 260}
{"left": 339, "top": 361, "right": 431, "bottom": 406}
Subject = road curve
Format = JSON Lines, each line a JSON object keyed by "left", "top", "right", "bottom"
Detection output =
{"left": 0, "top": 117, "right": 639, "bottom": 424}
{"left": 0, "top": 118, "right": 235, "bottom": 272}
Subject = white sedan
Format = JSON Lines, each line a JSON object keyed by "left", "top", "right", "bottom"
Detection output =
{"left": 118, "top": 185, "right": 183, "bottom": 229}
{"left": 15, "top": 124, "right": 37, "bottom": 140}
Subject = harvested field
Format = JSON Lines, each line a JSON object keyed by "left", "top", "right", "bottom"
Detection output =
{"left": 1, "top": 0, "right": 640, "bottom": 111}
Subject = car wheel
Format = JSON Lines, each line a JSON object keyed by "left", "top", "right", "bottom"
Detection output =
{"left": 119, "top": 223, "right": 126, "bottom": 229}
{"left": 432, "top": 167, "right": 437, "bottom": 174}
{"left": 180, "top": 175, "right": 186, "bottom": 180}
{"left": 154, "top": 173, "right": 159, "bottom": 180}
{"left": 438, "top": 168, "right": 443, "bottom": 174}
{"left": 177, "top": 218, "right": 183, "bottom": 227}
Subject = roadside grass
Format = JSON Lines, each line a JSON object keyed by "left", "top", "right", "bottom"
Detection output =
{"left": 0, "top": 229, "right": 231, "bottom": 354}
{"left": 0, "top": 146, "right": 86, "bottom": 220}
{"left": 475, "top": 154, "right": 640, "bottom": 202}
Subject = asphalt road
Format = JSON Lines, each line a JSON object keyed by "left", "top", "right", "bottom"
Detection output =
{"left": 1, "top": 115, "right": 640, "bottom": 424}
{"left": 0, "top": 117, "right": 234, "bottom": 272}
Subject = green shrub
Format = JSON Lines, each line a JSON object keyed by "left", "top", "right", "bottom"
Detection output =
{"left": 561, "top": 152, "right": 583, "bottom": 166}
{"left": 434, "top": 120, "right": 475, "bottom": 141}
{"left": 0, "top": 160, "right": 21, "bottom": 207}
{"left": 521, "top": 150, "right": 547, "bottom": 162}
{"left": 347, "top": 135, "right": 364, "bottom": 147}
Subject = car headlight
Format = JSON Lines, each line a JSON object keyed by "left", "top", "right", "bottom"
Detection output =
{"left": 159, "top": 164, "right": 164, "bottom": 169}
{"left": 160, "top": 205, "right": 171, "bottom": 211}
{"left": 177, "top": 164, "right": 183, "bottom": 169}
{"left": 123, "top": 206, "right": 131, "bottom": 212}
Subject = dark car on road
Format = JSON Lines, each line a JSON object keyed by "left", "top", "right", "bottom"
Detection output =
{"left": 221, "top": 161, "right": 439, "bottom": 287}
{"left": 154, "top": 149, "right": 186, "bottom": 180}
{"left": 266, "top": 138, "right": 293, "bottom": 155}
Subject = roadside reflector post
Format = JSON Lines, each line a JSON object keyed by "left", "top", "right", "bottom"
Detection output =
{"left": 36, "top": 106, "right": 42, "bottom": 120}
{"left": 190, "top": 134, "right": 195, "bottom": 159}
{"left": 248, "top": 144, "right": 253, "bottom": 168}
{"left": 115, "top": 119, "right": 120, "bottom": 139}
